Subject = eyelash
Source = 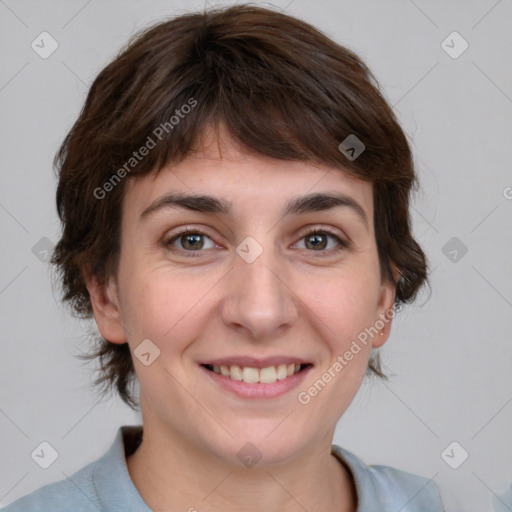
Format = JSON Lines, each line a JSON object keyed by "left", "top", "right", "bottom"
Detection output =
{"left": 163, "top": 226, "right": 349, "bottom": 258}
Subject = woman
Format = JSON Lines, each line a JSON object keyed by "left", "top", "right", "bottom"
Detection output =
{"left": 5, "top": 5, "right": 444, "bottom": 511}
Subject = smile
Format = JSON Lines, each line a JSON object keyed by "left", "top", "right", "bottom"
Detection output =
{"left": 202, "top": 363, "right": 311, "bottom": 384}
{"left": 199, "top": 360, "right": 313, "bottom": 399}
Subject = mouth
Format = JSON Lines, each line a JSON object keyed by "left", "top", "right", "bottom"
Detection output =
{"left": 200, "top": 362, "right": 313, "bottom": 384}
{"left": 199, "top": 361, "right": 313, "bottom": 399}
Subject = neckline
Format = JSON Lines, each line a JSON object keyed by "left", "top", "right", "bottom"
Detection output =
{"left": 104, "top": 426, "right": 370, "bottom": 511}
{"left": 330, "top": 444, "right": 360, "bottom": 511}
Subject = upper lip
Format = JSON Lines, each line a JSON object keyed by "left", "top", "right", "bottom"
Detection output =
{"left": 199, "top": 356, "right": 312, "bottom": 369}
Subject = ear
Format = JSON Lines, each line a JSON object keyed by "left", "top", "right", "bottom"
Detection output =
{"left": 84, "top": 270, "right": 127, "bottom": 344}
{"left": 372, "top": 264, "right": 400, "bottom": 349}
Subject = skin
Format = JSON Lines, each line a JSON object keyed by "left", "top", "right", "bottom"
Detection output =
{"left": 86, "top": 127, "right": 398, "bottom": 512}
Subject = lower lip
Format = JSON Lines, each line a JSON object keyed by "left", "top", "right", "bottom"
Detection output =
{"left": 199, "top": 365, "right": 313, "bottom": 399}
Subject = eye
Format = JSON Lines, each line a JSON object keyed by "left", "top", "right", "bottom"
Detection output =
{"left": 294, "top": 228, "right": 348, "bottom": 254}
{"left": 164, "top": 227, "right": 217, "bottom": 255}
{"left": 163, "top": 226, "right": 349, "bottom": 257}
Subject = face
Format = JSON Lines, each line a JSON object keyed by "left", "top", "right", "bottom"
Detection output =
{"left": 89, "top": 130, "right": 396, "bottom": 466}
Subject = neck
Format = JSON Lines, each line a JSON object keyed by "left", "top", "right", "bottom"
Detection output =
{"left": 126, "top": 420, "right": 357, "bottom": 512}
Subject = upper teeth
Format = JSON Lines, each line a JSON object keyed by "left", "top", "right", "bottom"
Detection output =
{"left": 211, "top": 364, "right": 301, "bottom": 384}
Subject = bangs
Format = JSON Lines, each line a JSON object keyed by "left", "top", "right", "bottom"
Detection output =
{"left": 64, "top": 7, "right": 409, "bottom": 188}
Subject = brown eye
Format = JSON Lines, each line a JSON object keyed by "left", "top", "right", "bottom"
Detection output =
{"left": 295, "top": 229, "right": 348, "bottom": 254}
{"left": 164, "top": 228, "right": 217, "bottom": 255}
{"left": 304, "top": 233, "right": 329, "bottom": 250}
{"left": 176, "top": 233, "right": 205, "bottom": 250}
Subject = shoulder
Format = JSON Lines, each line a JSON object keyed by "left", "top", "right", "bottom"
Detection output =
{"left": 332, "top": 444, "right": 444, "bottom": 511}
{"left": 364, "top": 462, "right": 444, "bottom": 509}
{"left": 3, "top": 426, "right": 148, "bottom": 512}
{"left": 2, "top": 461, "right": 100, "bottom": 512}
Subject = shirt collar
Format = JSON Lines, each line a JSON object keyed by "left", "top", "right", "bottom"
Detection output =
{"left": 93, "top": 425, "right": 151, "bottom": 512}
{"left": 331, "top": 443, "right": 380, "bottom": 511}
{"left": 93, "top": 426, "right": 374, "bottom": 511}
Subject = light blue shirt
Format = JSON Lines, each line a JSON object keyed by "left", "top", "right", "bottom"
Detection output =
{"left": 3, "top": 425, "right": 444, "bottom": 511}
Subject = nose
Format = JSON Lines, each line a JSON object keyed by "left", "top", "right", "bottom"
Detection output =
{"left": 220, "top": 242, "right": 299, "bottom": 340}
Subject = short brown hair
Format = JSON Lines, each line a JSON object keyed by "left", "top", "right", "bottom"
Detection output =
{"left": 51, "top": 4, "right": 429, "bottom": 409}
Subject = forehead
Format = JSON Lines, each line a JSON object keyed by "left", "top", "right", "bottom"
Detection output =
{"left": 123, "top": 130, "right": 374, "bottom": 224}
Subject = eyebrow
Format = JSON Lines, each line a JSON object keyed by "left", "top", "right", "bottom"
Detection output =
{"left": 139, "top": 192, "right": 369, "bottom": 230}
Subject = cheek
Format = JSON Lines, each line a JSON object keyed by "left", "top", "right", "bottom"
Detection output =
{"left": 297, "top": 273, "right": 381, "bottom": 414}
{"left": 302, "top": 267, "right": 381, "bottom": 350}
{"left": 118, "top": 267, "right": 215, "bottom": 346}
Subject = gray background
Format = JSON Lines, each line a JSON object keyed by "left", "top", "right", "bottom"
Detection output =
{"left": 1, "top": 0, "right": 511, "bottom": 510}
